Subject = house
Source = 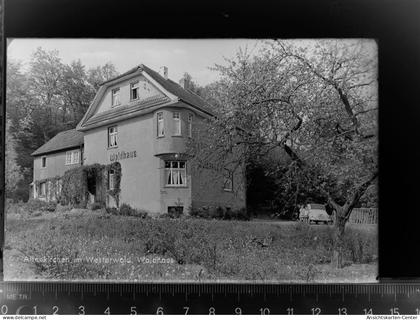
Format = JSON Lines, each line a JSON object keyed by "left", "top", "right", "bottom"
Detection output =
{"left": 31, "top": 64, "right": 246, "bottom": 215}
{"left": 30, "top": 129, "right": 84, "bottom": 201}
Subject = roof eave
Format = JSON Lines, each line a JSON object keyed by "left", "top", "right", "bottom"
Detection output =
{"left": 31, "top": 144, "right": 84, "bottom": 157}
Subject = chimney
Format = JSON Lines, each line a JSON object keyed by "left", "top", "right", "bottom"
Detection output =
{"left": 179, "top": 77, "right": 189, "bottom": 90}
{"left": 160, "top": 66, "right": 168, "bottom": 80}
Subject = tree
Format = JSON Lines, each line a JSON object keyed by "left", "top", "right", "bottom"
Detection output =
{"left": 5, "top": 119, "right": 23, "bottom": 198}
{"left": 6, "top": 49, "right": 119, "bottom": 201}
{"left": 87, "top": 62, "right": 118, "bottom": 90}
{"left": 189, "top": 40, "right": 378, "bottom": 268}
{"left": 61, "top": 60, "right": 97, "bottom": 126}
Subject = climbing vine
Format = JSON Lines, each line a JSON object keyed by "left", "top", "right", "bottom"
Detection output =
{"left": 35, "top": 162, "right": 122, "bottom": 208}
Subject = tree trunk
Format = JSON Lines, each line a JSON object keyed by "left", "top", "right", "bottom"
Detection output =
{"left": 331, "top": 208, "right": 347, "bottom": 268}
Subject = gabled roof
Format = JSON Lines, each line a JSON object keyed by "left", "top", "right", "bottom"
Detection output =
{"left": 31, "top": 129, "right": 84, "bottom": 157}
{"left": 140, "top": 65, "right": 214, "bottom": 115}
{"left": 77, "top": 64, "right": 214, "bottom": 131}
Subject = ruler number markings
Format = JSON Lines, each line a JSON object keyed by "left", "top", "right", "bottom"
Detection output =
{"left": 78, "top": 305, "right": 85, "bottom": 315}
{"left": 1, "top": 305, "right": 8, "bottom": 315}
{"left": 260, "top": 307, "right": 270, "bottom": 315}
{"left": 104, "top": 306, "right": 110, "bottom": 315}
{"left": 311, "top": 307, "right": 321, "bottom": 315}
{"left": 130, "top": 306, "right": 137, "bottom": 315}
{"left": 338, "top": 307, "right": 347, "bottom": 315}
{"left": 52, "top": 305, "right": 59, "bottom": 315}
{"left": 363, "top": 308, "right": 373, "bottom": 315}
{"left": 390, "top": 307, "right": 400, "bottom": 315}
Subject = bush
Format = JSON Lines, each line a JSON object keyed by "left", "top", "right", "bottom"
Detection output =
{"left": 106, "top": 207, "right": 119, "bottom": 215}
{"left": 189, "top": 206, "right": 249, "bottom": 221}
{"left": 24, "top": 199, "right": 57, "bottom": 213}
{"left": 87, "top": 202, "right": 103, "bottom": 210}
{"left": 344, "top": 229, "right": 377, "bottom": 263}
{"left": 106, "top": 203, "right": 149, "bottom": 218}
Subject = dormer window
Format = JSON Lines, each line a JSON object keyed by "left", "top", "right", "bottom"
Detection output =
{"left": 130, "top": 81, "right": 139, "bottom": 101}
{"left": 111, "top": 88, "right": 120, "bottom": 107}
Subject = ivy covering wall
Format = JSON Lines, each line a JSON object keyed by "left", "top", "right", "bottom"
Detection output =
{"left": 34, "top": 162, "right": 121, "bottom": 208}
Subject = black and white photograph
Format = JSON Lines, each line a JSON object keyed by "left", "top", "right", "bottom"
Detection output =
{"left": 4, "top": 39, "right": 378, "bottom": 282}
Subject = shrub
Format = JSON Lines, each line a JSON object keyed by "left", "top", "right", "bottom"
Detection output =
{"left": 344, "top": 229, "right": 377, "bottom": 263}
{"left": 107, "top": 203, "right": 149, "bottom": 218}
{"left": 189, "top": 206, "right": 250, "bottom": 221}
{"left": 24, "top": 199, "right": 57, "bottom": 214}
{"left": 119, "top": 203, "right": 135, "bottom": 216}
{"left": 87, "top": 202, "right": 103, "bottom": 211}
{"left": 46, "top": 202, "right": 57, "bottom": 212}
{"left": 106, "top": 207, "right": 119, "bottom": 215}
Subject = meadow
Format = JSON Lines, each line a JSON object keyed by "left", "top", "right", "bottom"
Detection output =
{"left": 4, "top": 203, "right": 378, "bottom": 282}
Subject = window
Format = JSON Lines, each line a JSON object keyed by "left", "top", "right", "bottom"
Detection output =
{"left": 130, "top": 81, "right": 139, "bottom": 101}
{"left": 41, "top": 156, "right": 47, "bottom": 168}
{"left": 111, "top": 88, "right": 120, "bottom": 106}
{"left": 40, "top": 182, "right": 46, "bottom": 197}
{"left": 66, "top": 150, "right": 80, "bottom": 165}
{"left": 108, "top": 126, "right": 118, "bottom": 148}
{"left": 168, "top": 206, "right": 184, "bottom": 216}
{"left": 188, "top": 113, "right": 193, "bottom": 137}
{"left": 223, "top": 169, "right": 233, "bottom": 191}
{"left": 108, "top": 169, "right": 115, "bottom": 190}
{"left": 72, "top": 150, "right": 80, "bottom": 164}
{"left": 165, "top": 161, "right": 187, "bottom": 186}
{"left": 173, "top": 112, "right": 181, "bottom": 136}
{"left": 65, "top": 152, "right": 72, "bottom": 165}
{"left": 157, "top": 112, "right": 164, "bottom": 137}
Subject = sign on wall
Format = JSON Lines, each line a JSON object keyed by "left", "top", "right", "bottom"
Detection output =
{"left": 110, "top": 150, "right": 137, "bottom": 162}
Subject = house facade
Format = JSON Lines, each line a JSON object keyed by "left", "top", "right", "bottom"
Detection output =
{"left": 31, "top": 129, "right": 84, "bottom": 201}
{"left": 32, "top": 64, "right": 246, "bottom": 215}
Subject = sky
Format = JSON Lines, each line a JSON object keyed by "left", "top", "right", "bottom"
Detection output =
{"left": 7, "top": 39, "right": 264, "bottom": 86}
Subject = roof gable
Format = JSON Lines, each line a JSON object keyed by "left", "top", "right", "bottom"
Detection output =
{"left": 77, "top": 64, "right": 214, "bottom": 131}
{"left": 31, "top": 129, "right": 84, "bottom": 157}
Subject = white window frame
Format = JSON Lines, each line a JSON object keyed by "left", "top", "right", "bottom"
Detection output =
{"left": 111, "top": 87, "right": 120, "bottom": 107}
{"left": 165, "top": 161, "right": 187, "bottom": 187}
{"left": 72, "top": 150, "right": 80, "bottom": 164}
{"left": 130, "top": 81, "right": 139, "bottom": 101}
{"left": 66, "top": 150, "right": 80, "bottom": 165}
{"left": 188, "top": 113, "right": 193, "bottom": 138}
{"left": 108, "top": 126, "right": 118, "bottom": 148}
{"left": 108, "top": 169, "right": 115, "bottom": 190}
{"left": 65, "top": 151, "right": 72, "bottom": 165}
{"left": 41, "top": 156, "right": 47, "bottom": 168}
{"left": 157, "top": 112, "right": 165, "bottom": 137}
{"left": 173, "top": 112, "right": 181, "bottom": 136}
{"left": 223, "top": 169, "right": 233, "bottom": 191}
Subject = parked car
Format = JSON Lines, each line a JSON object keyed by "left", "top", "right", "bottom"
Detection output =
{"left": 299, "top": 203, "right": 334, "bottom": 224}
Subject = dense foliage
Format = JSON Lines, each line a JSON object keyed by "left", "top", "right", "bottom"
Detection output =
{"left": 60, "top": 162, "right": 121, "bottom": 208}
{"left": 187, "top": 40, "right": 378, "bottom": 267}
{"left": 6, "top": 49, "right": 119, "bottom": 201}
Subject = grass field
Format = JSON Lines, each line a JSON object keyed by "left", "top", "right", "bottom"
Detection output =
{"left": 4, "top": 206, "right": 378, "bottom": 282}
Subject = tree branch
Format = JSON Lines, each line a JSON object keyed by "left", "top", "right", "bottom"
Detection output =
{"left": 344, "top": 171, "right": 378, "bottom": 219}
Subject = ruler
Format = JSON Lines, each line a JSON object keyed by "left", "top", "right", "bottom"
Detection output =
{"left": 0, "top": 282, "right": 419, "bottom": 315}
